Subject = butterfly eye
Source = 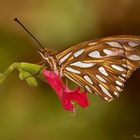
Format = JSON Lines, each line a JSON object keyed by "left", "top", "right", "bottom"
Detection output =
{"left": 43, "top": 50, "right": 49, "bottom": 57}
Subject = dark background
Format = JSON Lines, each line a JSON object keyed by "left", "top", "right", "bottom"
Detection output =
{"left": 0, "top": 0, "right": 140, "bottom": 140}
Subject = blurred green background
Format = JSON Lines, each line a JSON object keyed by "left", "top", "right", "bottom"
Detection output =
{"left": 0, "top": 0, "right": 140, "bottom": 140}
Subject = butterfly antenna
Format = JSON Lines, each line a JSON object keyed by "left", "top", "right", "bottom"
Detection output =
{"left": 14, "top": 18, "right": 44, "bottom": 50}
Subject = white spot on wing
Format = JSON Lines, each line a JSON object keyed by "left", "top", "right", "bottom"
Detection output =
{"left": 111, "top": 64, "right": 126, "bottom": 71}
{"left": 99, "top": 84, "right": 112, "bottom": 97}
{"left": 104, "top": 97, "right": 109, "bottom": 101}
{"left": 98, "top": 67, "right": 108, "bottom": 76}
{"left": 65, "top": 67, "right": 81, "bottom": 74}
{"left": 104, "top": 97, "right": 113, "bottom": 102}
{"left": 127, "top": 65, "right": 132, "bottom": 70}
{"left": 116, "top": 80, "right": 123, "bottom": 86}
{"left": 103, "top": 49, "right": 114, "bottom": 55}
{"left": 118, "top": 76, "right": 125, "bottom": 81}
{"left": 88, "top": 51, "right": 101, "bottom": 58}
{"left": 85, "top": 86, "right": 92, "bottom": 93}
{"left": 88, "top": 42, "right": 97, "bottom": 46}
{"left": 122, "top": 64, "right": 127, "bottom": 68}
{"left": 106, "top": 42, "right": 122, "bottom": 48}
{"left": 116, "top": 86, "right": 121, "bottom": 91}
{"left": 114, "top": 92, "right": 119, "bottom": 97}
{"left": 128, "top": 41, "right": 139, "bottom": 47}
{"left": 121, "top": 74, "right": 126, "bottom": 77}
{"left": 108, "top": 98, "right": 113, "bottom": 102}
{"left": 74, "top": 49, "right": 85, "bottom": 57}
{"left": 128, "top": 54, "right": 140, "bottom": 61}
{"left": 84, "top": 75, "right": 93, "bottom": 85}
{"left": 70, "top": 61, "right": 95, "bottom": 68}
{"left": 96, "top": 75, "right": 106, "bottom": 83}
{"left": 59, "top": 52, "right": 72, "bottom": 65}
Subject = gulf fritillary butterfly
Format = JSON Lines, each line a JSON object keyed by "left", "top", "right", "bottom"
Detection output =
{"left": 14, "top": 18, "right": 140, "bottom": 103}
{"left": 38, "top": 35, "right": 140, "bottom": 102}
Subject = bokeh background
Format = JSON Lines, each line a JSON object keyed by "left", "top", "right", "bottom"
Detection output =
{"left": 0, "top": 0, "right": 140, "bottom": 140}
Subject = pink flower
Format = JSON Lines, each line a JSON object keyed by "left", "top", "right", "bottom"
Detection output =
{"left": 43, "top": 70, "right": 89, "bottom": 112}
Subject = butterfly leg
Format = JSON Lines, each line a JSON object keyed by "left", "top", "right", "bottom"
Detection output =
{"left": 65, "top": 78, "right": 69, "bottom": 87}
{"left": 62, "top": 77, "right": 69, "bottom": 87}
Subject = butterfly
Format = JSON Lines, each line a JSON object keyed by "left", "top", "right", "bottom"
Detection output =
{"left": 38, "top": 35, "right": 140, "bottom": 102}
{"left": 14, "top": 18, "right": 140, "bottom": 103}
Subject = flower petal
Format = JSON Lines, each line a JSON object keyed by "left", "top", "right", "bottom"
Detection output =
{"left": 43, "top": 70, "right": 89, "bottom": 112}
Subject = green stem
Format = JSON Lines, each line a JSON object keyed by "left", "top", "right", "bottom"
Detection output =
{"left": 0, "top": 62, "right": 20, "bottom": 84}
{"left": 0, "top": 62, "right": 46, "bottom": 86}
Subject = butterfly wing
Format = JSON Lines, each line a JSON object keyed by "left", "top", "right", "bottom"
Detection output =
{"left": 56, "top": 35, "right": 140, "bottom": 102}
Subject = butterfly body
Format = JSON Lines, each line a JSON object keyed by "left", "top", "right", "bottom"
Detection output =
{"left": 39, "top": 35, "right": 140, "bottom": 102}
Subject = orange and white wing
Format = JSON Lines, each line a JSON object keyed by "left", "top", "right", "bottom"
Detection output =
{"left": 56, "top": 35, "right": 140, "bottom": 102}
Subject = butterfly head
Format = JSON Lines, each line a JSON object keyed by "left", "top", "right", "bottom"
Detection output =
{"left": 37, "top": 48, "right": 58, "bottom": 72}
{"left": 14, "top": 18, "right": 59, "bottom": 72}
